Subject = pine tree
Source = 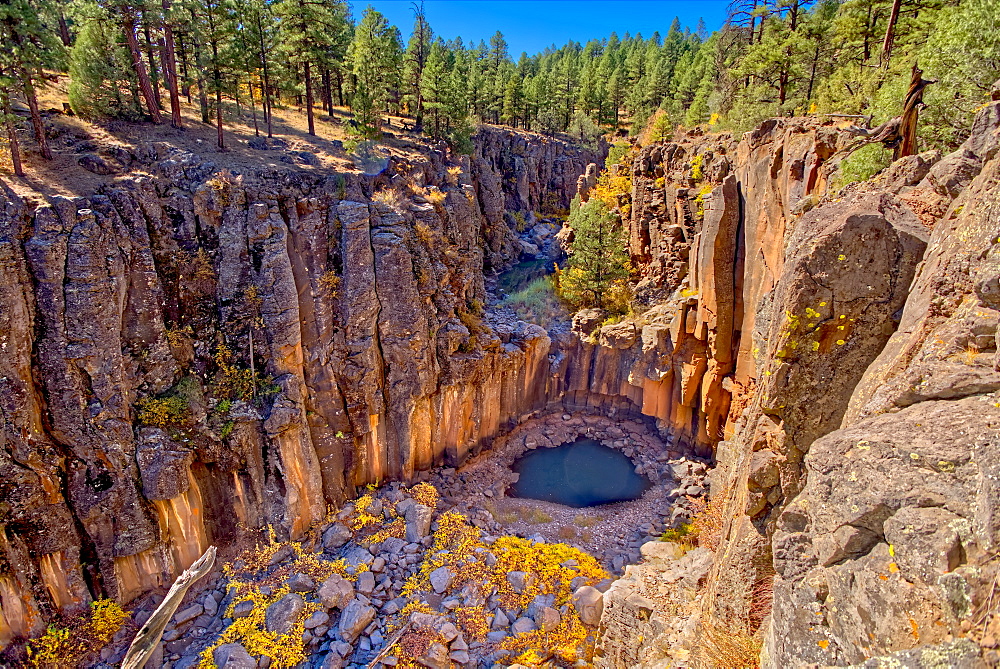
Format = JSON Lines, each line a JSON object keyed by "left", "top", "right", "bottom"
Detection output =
{"left": 0, "top": 0, "right": 65, "bottom": 160}
{"left": 68, "top": 7, "right": 143, "bottom": 120}
{"left": 420, "top": 38, "right": 450, "bottom": 136}
{"left": 348, "top": 7, "right": 402, "bottom": 136}
{"left": 403, "top": 1, "right": 432, "bottom": 129}
{"left": 108, "top": 0, "right": 164, "bottom": 123}
{"left": 161, "top": 0, "right": 184, "bottom": 128}
{"left": 559, "top": 198, "right": 630, "bottom": 309}
{"left": 275, "top": 0, "right": 351, "bottom": 136}
{"left": 0, "top": 68, "right": 24, "bottom": 176}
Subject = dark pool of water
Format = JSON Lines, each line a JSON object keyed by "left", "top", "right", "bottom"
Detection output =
{"left": 510, "top": 438, "right": 651, "bottom": 508}
{"left": 498, "top": 258, "right": 555, "bottom": 294}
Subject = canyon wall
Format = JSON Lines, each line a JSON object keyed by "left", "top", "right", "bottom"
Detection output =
{"left": 0, "top": 127, "right": 600, "bottom": 645}
{"left": 595, "top": 94, "right": 1000, "bottom": 667}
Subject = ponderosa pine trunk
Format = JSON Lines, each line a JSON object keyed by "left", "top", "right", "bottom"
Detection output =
{"left": 210, "top": 35, "right": 224, "bottom": 148}
{"left": 57, "top": 11, "right": 71, "bottom": 46}
{"left": 253, "top": 11, "right": 273, "bottom": 137}
{"left": 142, "top": 20, "right": 161, "bottom": 107}
{"left": 161, "top": 0, "right": 183, "bottom": 128}
{"left": 123, "top": 7, "right": 163, "bottom": 123}
{"left": 20, "top": 72, "right": 52, "bottom": 160}
{"left": 304, "top": 59, "right": 315, "bottom": 135}
{"left": 2, "top": 89, "right": 24, "bottom": 176}
{"left": 3, "top": 22, "right": 53, "bottom": 160}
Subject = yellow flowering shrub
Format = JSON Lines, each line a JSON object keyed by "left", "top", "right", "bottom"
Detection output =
{"left": 26, "top": 599, "right": 129, "bottom": 668}
{"left": 410, "top": 482, "right": 439, "bottom": 509}
{"left": 453, "top": 606, "right": 491, "bottom": 642}
{"left": 200, "top": 536, "right": 363, "bottom": 668}
{"left": 352, "top": 490, "right": 383, "bottom": 531}
{"left": 396, "top": 511, "right": 610, "bottom": 665}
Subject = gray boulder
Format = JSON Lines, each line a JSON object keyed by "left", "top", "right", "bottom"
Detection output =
{"left": 212, "top": 643, "right": 256, "bottom": 669}
{"left": 338, "top": 599, "right": 375, "bottom": 642}
{"left": 265, "top": 593, "right": 305, "bottom": 634}
{"left": 318, "top": 573, "right": 355, "bottom": 610}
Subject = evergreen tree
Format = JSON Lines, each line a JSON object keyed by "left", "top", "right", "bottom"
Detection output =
{"left": 403, "top": 1, "right": 432, "bottom": 129}
{"left": 275, "top": 0, "right": 351, "bottom": 136}
{"left": 0, "top": 0, "right": 65, "bottom": 160}
{"left": 348, "top": 7, "right": 402, "bottom": 136}
{"left": 107, "top": 0, "right": 164, "bottom": 123}
{"left": 68, "top": 7, "right": 142, "bottom": 120}
{"left": 559, "top": 198, "right": 630, "bottom": 309}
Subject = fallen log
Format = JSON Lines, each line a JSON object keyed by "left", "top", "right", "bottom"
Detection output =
{"left": 121, "top": 546, "right": 217, "bottom": 669}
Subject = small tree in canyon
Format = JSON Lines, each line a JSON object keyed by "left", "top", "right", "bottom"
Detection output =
{"left": 558, "top": 197, "right": 631, "bottom": 311}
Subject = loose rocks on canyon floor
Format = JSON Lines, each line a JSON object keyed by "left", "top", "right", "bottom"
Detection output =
{"left": 145, "top": 474, "right": 640, "bottom": 668}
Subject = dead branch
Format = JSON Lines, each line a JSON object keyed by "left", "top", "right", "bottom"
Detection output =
{"left": 121, "top": 546, "right": 217, "bottom": 669}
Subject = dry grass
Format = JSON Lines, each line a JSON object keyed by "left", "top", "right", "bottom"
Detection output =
{"left": 483, "top": 500, "right": 519, "bottom": 525}
{"left": 696, "top": 622, "right": 762, "bottom": 669}
{"left": 446, "top": 165, "right": 463, "bottom": 185}
{"left": 319, "top": 271, "right": 341, "bottom": 293}
{"left": 748, "top": 575, "right": 774, "bottom": 633}
{"left": 413, "top": 221, "right": 435, "bottom": 246}
{"left": 373, "top": 186, "right": 408, "bottom": 213}
{"left": 424, "top": 187, "right": 447, "bottom": 204}
{"left": 557, "top": 526, "right": 578, "bottom": 541}
{"left": 573, "top": 514, "right": 600, "bottom": 528}
{"left": 500, "top": 276, "right": 569, "bottom": 330}
{"left": 961, "top": 343, "right": 981, "bottom": 365}
{"left": 689, "top": 491, "right": 727, "bottom": 552}
{"left": 520, "top": 507, "right": 554, "bottom": 525}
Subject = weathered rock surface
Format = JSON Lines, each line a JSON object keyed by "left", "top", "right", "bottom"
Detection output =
{"left": 0, "top": 127, "right": 597, "bottom": 641}
{"left": 597, "top": 102, "right": 1000, "bottom": 667}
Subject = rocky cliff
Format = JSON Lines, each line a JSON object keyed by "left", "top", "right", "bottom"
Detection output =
{"left": 0, "top": 126, "right": 602, "bottom": 646}
{"left": 3, "top": 91, "right": 999, "bottom": 668}
{"left": 594, "top": 94, "right": 1000, "bottom": 667}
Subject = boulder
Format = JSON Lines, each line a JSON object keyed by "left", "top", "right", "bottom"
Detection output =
{"left": 572, "top": 586, "right": 604, "bottom": 626}
{"left": 355, "top": 570, "right": 375, "bottom": 594}
{"left": 174, "top": 604, "right": 203, "bottom": 626}
{"left": 429, "top": 566, "right": 454, "bottom": 594}
{"left": 287, "top": 572, "right": 315, "bottom": 593}
{"left": 212, "top": 643, "right": 256, "bottom": 669}
{"left": 323, "top": 523, "right": 352, "bottom": 550}
{"left": 265, "top": 594, "right": 305, "bottom": 634}
{"left": 534, "top": 606, "right": 561, "bottom": 632}
{"left": 338, "top": 599, "right": 375, "bottom": 642}
{"left": 416, "top": 641, "right": 450, "bottom": 669}
{"left": 405, "top": 504, "right": 434, "bottom": 542}
{"left": 510, "top": 617, "right": 537, "bottom": 635}
{"left": 303, "top": 610, "right": 329, "bottom": 629}
{"left": 318, "top": 574, "right": 355, "bottom": 610}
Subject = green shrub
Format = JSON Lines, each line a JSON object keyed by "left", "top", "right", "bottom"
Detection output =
{"left": 136, "top": 396, "right": 190, "bottom": 428}
{"left": 501, "top": 276, "right": 568, "bottom": 330}
{"left": 836, "top": 144, "right": 892, "bottom": 189}
{"left": 606, "top": 141, "right": 631, "bottom": 168}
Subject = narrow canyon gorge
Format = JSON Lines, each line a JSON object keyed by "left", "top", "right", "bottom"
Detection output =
{"left": 1, "top": 91, "right": 999, "bottom": 668}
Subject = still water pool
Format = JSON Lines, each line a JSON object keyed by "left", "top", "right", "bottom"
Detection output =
{"left": 510, "top": 438, "right": 651, "bottom": 508}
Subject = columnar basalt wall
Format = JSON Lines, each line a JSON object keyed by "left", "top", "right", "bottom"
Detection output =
{"left": 597, "top": 99, "right": 1000, "bottom": 667}
{"left": 0, "top": 128, "right": 602, "bottom": 644}
{"left": 569, "top": 120, "right": 846, "bottom": 456}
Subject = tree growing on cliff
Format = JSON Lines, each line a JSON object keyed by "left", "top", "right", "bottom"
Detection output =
{"left": 558, "top": 197, "right": 631, "bottom": 311}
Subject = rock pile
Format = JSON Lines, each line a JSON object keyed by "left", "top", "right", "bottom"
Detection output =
{"left": 147, "top": 479, "right": 613, "bottom": 668}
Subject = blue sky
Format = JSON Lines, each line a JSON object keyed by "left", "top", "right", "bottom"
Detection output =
{"left": 356, "top": 1, "right": 731, "bottom": 55}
